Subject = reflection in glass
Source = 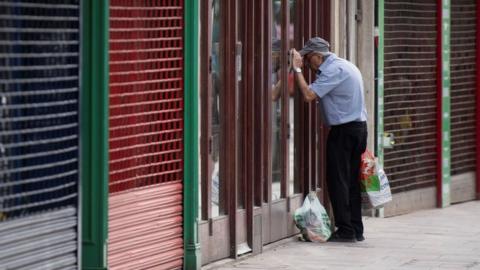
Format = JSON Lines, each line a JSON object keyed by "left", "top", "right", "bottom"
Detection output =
{"left": 288, "top": 0, "right": 296, "bottom": 195}
{"left": 211, "top": 0, "right": 221, "bottom": 217}
{"left": 271, "top": 0, "right": 282, "bottom": 201}
{"left": 237, "top": 5, "right": 245, "bottom": 209}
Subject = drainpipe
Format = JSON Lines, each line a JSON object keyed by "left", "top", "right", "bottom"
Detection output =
{"left": 374, "top": 0, "right": 385, "bottom": 218}
{"left": 436, "top": 0, "right": 451, "bottom": 208}
{"left": 184, "top": 0, "right": 201, "bottom": 269}
{"left": 81, "top": 0, "right": 109, "bottom": 269}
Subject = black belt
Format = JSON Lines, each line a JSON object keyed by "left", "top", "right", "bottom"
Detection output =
{"left": 331, "top": 121, "right": 366, "bottom": 129}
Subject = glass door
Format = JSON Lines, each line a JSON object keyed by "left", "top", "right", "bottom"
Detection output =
{"left": 264, "top": 0, "right": 291, "bottom": 244}
{"left": 199, "top": 0, "right": 231, "bottom": 264}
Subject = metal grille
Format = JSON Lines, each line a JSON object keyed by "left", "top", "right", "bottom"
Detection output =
{"left": 109, "top": 0, "right": 184, "bottom": 194}
{"left": 108, "top": 1, "right": 184, "bottom": 269}
{"left": 0, "top": 0, "right": 79, "bottom": 268}
{"left": 450, "top": 0, "right": 477, "bottom": 176}
{"left": 383, "top": 0, "right": 438, "bottom": 193}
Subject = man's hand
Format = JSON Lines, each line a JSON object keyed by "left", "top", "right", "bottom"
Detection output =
{"left": 290, "top": 49, "right": 303, "bottom": 69}
{"left": 290, "top": 49, "right": 317, "bottom": 103}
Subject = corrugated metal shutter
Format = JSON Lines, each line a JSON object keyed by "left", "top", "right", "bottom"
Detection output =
{"left": 108, "top": 1, "right": 184, "bottom": 269}
{"left": 0, "top": 1, "right": 79, "bottom": 269}
{"left": 383, "top": 0, "right": 438, "bottom": 193}
{"left": 450, "top": 0, "right": 477, "bottom": 176}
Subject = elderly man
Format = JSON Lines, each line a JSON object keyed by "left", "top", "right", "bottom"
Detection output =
{"left": 291, "top": 37, "right": 368, "bottom": 242}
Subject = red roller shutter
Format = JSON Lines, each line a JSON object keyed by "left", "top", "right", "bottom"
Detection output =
{"left": 450, "top": 0, "right": 477, "bottom": 176}
{"left": 383, "top": 0, "right": 438, "bottom": 193}
{"left": 108, "top": 0, "right": 184, "bottom": 269}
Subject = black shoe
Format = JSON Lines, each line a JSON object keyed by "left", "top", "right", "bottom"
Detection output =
{"left": 356, "top": 235, "right": 365, "bottom": 241}
{"left": 328, "top": 232, "right": 356, "bottom": 243}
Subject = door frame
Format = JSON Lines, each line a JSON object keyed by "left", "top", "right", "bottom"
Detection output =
{"left": 199, "top": 0, "right": 242, "bottom": 263}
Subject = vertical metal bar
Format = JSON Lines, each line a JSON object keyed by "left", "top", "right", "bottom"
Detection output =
{"left": 264, "top": 0, "right": 273, "bottom": 205}
{"left": 254, "top": 0, "right": 264, "bottom": 207}
{"left": 225, "top": 0, "right": 238, "bottom": 258}
{"left": 81, "top": 0, "right": 109, "bottom": 269}
{"left": 310, "top": 0, "right": 318, "bottom": 192}
{"left": 244, "top": 0, "right": 255, "bottom": 251}
{"left": 219, "top": 0, "right": 228, "bottom": 219}
{"left": 477, "top": 0, "right": 480, "bottom": 200}
{"left": 436, "top": 0, "right": 443, "bottom": 209}
{"left": 306, "top": 0, "right": 314, "bottom": 193}
{"left": 293, "top": 0, "right": 303, "bottom": 195}
{"left": 436, "top": 0, "right": 451, "bottom": 208}
{"left": 297, "top": 0, "right": 307, "bottom": 196}
{"left": 184, "top": 0, "right": 201, "bottom": 268}
{"left": 302, "top": 0, "right": 312, "bottom": 195}
{"left": 200, "top": 0, "right": 213, "bottom": 220}
{"left": 281, "top": 0, "right": 289, "bottom": 199}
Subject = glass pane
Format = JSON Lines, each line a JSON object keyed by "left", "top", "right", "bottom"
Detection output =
{"left": 211, "top": 0, "right": 222, "bottom": 217}
{"left": 271, "top": 0, "right": 282, "bottom": 201}
{"left": 237, "top": 3, "right": 245, "bottom": 209}
{"left": 288, "top": 0, "right": 297, "bottom": 195}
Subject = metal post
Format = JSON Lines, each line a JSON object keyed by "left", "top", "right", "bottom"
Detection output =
{"left": 376, "top": 0, "right": 384, "bottom": 166}
{"left": 184, "top": 0, "right": 201, "bottom": 269}
{"left": 81, "top": 0, "right": 109, "bottom": 269}
{"left": 436, "top": 0, "right": 451, "bottom": 208}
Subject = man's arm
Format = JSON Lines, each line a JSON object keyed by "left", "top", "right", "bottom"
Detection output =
{"left": 290, "top": 49, "right": 317, "bottom": 103}
{"left": 272, "top": 79, "right": 281, "bottom": 101}
{"left": 294, "top": 72, "right": 317, "bottom": 102}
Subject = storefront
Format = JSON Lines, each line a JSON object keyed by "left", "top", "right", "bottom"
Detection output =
{"left": 198, "top": 0, "right": 331, "bottom": 264}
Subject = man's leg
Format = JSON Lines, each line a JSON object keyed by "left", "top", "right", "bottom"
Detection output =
{"left": 326, "top": 127, "right": 355, "bottom": 238}
{"left": 350, "top": 126, "right": 368, "bottom": 239}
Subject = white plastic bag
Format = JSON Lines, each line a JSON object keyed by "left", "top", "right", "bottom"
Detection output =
{"left": 360, "top": 150, "right": 393, "bottom": 208}
{"left": 294, "top": 191, "right": 331, "bottom": 242}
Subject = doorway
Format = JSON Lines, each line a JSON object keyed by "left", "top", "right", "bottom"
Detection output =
{"left": 199, "top": 0, "right": 331, "bottom": 265}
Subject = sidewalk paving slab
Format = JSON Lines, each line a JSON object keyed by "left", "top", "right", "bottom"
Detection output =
{"left": 203, "top": 201, "right": 480, "bottom": 270}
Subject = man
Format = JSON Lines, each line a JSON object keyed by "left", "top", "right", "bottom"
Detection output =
{"left": 291, "top": 37, "right": 368, "bottom": 242}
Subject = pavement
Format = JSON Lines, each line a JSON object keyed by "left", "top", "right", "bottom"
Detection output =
{"left": 203, "top": 201, "right": 480, "bottom": 270}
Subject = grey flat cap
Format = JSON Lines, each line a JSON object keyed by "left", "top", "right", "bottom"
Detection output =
{"left": 299, "top": 37, "right": 330, "bottom": 56}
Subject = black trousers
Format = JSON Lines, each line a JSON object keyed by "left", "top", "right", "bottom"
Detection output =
{"left": 326, "top": 121, "right": 367, "bottom": 238}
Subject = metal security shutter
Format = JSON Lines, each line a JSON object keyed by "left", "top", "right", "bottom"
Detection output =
{"left": 383, "top": 0, "right": 438, "bottom": 193}
{"left": 108, "top": 0, "right": 184, "bottom": 269}
{"left": 450, "top": 0, "right": 477, "bottom": 176}
{"left": 0, "top": 1, "right": 79, "bottom": 269}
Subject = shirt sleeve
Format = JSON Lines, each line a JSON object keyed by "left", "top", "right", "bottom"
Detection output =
{"left": 309, "top": 67, "right": 346, "bottom": 98}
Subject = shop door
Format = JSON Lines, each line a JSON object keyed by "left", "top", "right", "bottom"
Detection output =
{"left": 199, "top": 0, "right": 240, "bottom": 264}
{"left": 262, "top": 0, "right": 331, "bottom": 245}
{"left": 262, "top": 0, "right": 293, "bottom": 244}
{"left": 264, "top": 0, "right": 334, "bottom": 245}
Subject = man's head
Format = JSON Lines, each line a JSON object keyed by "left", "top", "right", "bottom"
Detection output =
{"left": 299, "top": 37, "right": 330, "bottom": 71}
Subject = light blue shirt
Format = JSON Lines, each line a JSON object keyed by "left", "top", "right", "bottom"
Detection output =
{"left": 309, "top": 53, "right": 368, "bottom": 126}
